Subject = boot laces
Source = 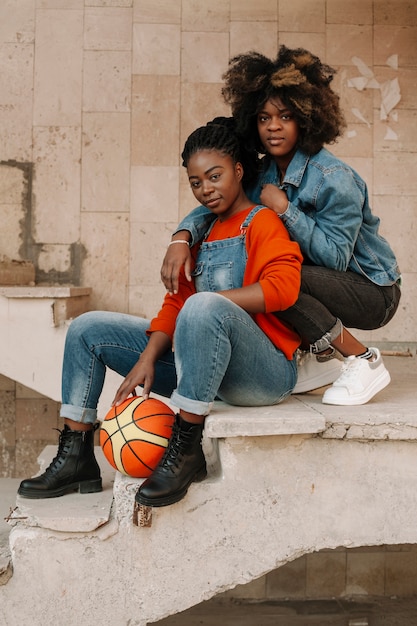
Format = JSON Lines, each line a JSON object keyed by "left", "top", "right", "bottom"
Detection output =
{"left": 159, "top": 422, "right": 192, "bottom": 473}
{"left": 44, "top": 428, "right": 75, "bottom": 474}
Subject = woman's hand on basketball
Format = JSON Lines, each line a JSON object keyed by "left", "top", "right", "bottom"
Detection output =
{"left": 161, "top": 241, "right": 192, "bottom": 295}
{"left": 112, "top": 360, "right": 155, "bottom": 407}
{"left": 113, "top": 333, "right": 171, "bottom": 406}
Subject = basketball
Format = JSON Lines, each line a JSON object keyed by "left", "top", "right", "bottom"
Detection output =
{"left": 100, "top": 396, "right": 176, "bottom": 478}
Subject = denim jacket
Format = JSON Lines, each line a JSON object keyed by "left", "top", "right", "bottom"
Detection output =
{"left": 177, "top": 148, "right": 400, "bottom": 286}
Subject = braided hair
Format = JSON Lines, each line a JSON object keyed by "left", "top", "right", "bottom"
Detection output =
{"left": 181, "top": 117, "right": 260, "bottom": 189}
{"left": 221, "top": 46, "right": 347, "bottom": 155}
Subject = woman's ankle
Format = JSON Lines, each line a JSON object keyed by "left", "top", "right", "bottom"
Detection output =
{"left": 63, "top": 418, "right": 93, "bottom": 431}
{"left": 178, "top": 410, "right": 205, "bottom": 425}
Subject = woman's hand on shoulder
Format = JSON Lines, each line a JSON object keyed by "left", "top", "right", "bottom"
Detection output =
{"left": 260, "top": 184, "right": 289, "bottom": 216}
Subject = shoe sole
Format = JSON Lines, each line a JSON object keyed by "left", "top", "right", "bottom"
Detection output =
{"left": 135, "top": 466, "right": 207, "bottom": 508}
{"left": 322, "top": 369, "right": 391, "bottom": 406}
{"left": 292, "top": 363, "right": 342, "bottom": 394}
{"left": 17, "top": 478, "right": 103, "bottom": 499}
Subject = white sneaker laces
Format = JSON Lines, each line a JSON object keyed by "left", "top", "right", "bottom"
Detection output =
{"left": 335, "top": 356, "right": 365, "bottom": 384}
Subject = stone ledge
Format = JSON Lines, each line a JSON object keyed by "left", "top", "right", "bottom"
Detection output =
{"left": 316, "top": 354, "right": 417, "bottom": 441}
{"left": 205, "top": 397, "right": 325, "bottom": 438}
{"left": 205, "top": 354, "right": 417, "bottom": 442}
{"left": 0, "top": 285, "right": 92, "bottom": 325}
{"left": 0, "top": 285, "right": 91, "bottom": 298}
{"left": 321, "top": 421, "right": 417, "bottom": 440}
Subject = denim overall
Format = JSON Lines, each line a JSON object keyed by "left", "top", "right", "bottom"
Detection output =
{"left": 192, "top": 205, "right": 266, "bottom": 293}
{"left": 169, "top": 204, "right": 297, "bottom": 414}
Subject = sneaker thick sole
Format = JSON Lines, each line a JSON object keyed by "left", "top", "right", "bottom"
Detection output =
{"left": 322, "top": 368, "right": 391, "bottom": 406}
{"left": 17, "top": 478, "right": 103, "bottom": 499}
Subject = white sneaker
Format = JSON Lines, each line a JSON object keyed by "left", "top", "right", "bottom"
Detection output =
{"left": 292, "top": 348, "right": 343, "bottom": 394}
{"left": 322, "top": 347, "right": 391, "bottom": 406}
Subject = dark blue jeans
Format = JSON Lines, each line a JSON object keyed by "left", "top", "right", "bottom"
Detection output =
{"left": 276, "top": 266, "right": 401, "bottom": 351}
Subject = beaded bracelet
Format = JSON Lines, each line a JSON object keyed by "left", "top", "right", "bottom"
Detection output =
{"left": 168, "top": 240, "right": 190, "bottom": 246}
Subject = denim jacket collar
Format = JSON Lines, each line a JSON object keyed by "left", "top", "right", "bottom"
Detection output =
{"left": 259, "top": 150, "right": 310, "bottom": 189}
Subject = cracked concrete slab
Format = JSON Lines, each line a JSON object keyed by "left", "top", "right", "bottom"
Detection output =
{"left": 292, "top": 354, "right": 417, "bottom": 441}
{"left": 11, "top": 447, "right": 115, "bottom": 533}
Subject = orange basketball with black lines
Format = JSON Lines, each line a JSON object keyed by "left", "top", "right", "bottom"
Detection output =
{"left": 100, "top": 396, "right": 175, "bottom": 478}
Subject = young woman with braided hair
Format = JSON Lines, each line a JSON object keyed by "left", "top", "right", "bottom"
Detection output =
{"left": 161, "top": 46, "right": 401, "bottom": 406}
{"left": 18, "top": 121, "right": 302, "bottom": 506}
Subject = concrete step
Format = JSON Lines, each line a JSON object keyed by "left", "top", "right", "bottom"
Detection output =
{"left": 1, "top": 354, "right": 416, "bottom": 626}
{"left": 1, "top": 450, "right": 115, "bottom": 585}
{"left": 12, "top": 447, "right": 116, "bottom": 534}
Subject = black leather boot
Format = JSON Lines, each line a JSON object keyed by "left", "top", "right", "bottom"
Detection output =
{"left": 135, "top": 414, "right": 207, "bottom": 507}
{"left": 18, "top": 424, "right": 102, "bottom": 499}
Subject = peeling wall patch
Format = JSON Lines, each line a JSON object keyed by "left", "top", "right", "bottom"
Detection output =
{"left": 351, "top": 107, "right": 371, "bottom": 127}
{"left": 347, "top": 54, "right": 401, "bottom": 135}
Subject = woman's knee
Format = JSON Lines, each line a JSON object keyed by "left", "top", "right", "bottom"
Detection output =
{"left": 175, "top": 293, "right": 237, "bottom": 344}
{"left": 65, "top": 311, "right": 109, "bottom": 347}
{"left": 179, "top": 292, "right": 227, "bottom": 320}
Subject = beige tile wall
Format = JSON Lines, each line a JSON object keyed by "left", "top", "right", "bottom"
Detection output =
{"left": 0, "top": 2, "right": 416, "bottom": 603}
{"left": 0, "top": 0, "right": 416, "bottom": 331}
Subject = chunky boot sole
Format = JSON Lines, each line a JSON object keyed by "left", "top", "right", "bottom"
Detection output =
{"left": 17, "top": 477, "right": 103, "bottom": 499}
{"left": 135, "top": 466, "right": 207, "bottom": 508}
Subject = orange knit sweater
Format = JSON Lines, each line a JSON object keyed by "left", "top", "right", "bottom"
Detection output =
{"left": 148, "top": 206, "right": 303, "bottom": 359}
